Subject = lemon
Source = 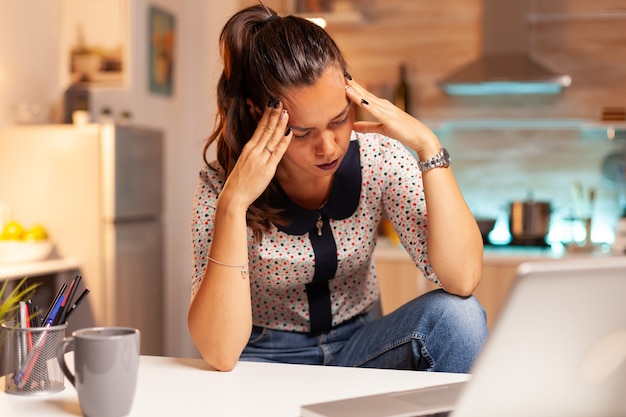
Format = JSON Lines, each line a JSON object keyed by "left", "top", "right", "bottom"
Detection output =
{"left": 23, "top": 224, "right": 49, "bottom": 241}
{"left": 0, "top": 220, "right": 26, "bottom": 240}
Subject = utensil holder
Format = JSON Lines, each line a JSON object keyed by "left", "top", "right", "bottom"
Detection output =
{"left": 2, "top": 321, "right": 67, "bottom": 395}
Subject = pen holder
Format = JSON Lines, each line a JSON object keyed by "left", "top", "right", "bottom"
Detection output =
{"left": 2, "top": 321, "right": 67, "bottom": 395}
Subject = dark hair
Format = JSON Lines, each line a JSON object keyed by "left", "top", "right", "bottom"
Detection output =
{"left": 204, "top": 4, "right": 348, "bottom": 238}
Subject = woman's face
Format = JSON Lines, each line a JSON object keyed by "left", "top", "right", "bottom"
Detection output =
{"left": 278, "top": 67, "right": 353, "bottom": 183}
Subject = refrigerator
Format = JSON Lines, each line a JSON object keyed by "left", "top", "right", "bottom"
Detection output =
{"left": 0, "top": 123, "right": 164, "bottom": 355}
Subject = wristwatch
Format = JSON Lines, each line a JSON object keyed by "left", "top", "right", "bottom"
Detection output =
{"left": 417, "top": 148, "right": 450, "bottom": 172}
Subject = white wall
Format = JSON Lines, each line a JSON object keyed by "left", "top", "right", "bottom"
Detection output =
{"left": 0, "top": 0, "right": 240, "bottom": 357}
{"left": 0, "top": 1, "right": 63, "bottom": 125}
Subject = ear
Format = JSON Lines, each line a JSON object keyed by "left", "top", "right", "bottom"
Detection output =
{"left": 246, "top": 98, "right": 262, "bottom": 120}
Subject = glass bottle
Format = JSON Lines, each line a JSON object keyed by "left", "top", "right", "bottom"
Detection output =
{"left": 612, "top": 210, "right": 626, "bottom": 255}
{"left": 63, "top": 77, "right": 90, "bottom": 124}
{"left": 394, "top": 64, "right": 410, "bottom": 114}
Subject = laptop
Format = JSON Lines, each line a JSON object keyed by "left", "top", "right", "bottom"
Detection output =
{"left": 301, "top": 256, "right": 626, "bottom": 417}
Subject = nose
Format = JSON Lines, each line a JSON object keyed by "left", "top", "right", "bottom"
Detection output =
{"left": 315, "top": 129, "right": 337, "bottom": 156}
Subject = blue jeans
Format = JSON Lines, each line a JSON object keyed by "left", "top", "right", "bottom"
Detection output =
{"left": 241, "top": 289, "right": 488, "bottom": 373}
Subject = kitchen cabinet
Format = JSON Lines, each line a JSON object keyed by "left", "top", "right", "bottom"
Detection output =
{"left": 374, "top": 241, "right": 562, "bottom": 329}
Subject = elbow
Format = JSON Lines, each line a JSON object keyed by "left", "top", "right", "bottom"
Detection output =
{"left": 445, "top": 279, "right": 479, "bottom": 298}
{"left": 188, "top": 311, "right": 248, "bottom": 372}
{"left": 438, "top": 261, "right": 482, "bottom": 297}
{"left": 201, "top": 351, "right": 240, "bottom": 372}
{"left": 191, "top": 335, "right": 242, "bottom": 372}
{"left": 449, "top": 269, "right": 482, "bottom": 297}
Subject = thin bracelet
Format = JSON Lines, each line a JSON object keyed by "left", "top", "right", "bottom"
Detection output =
{"left": 207, "top": 256, "right": 248, "bottom": 279}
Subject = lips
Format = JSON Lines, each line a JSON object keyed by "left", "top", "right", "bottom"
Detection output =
{"left": 317, "top": 159, "right": 339, "bottom": 171}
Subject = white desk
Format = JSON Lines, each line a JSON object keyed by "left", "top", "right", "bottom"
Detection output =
{"left": 1, "top": 355, "right": 469, "bottom": 416}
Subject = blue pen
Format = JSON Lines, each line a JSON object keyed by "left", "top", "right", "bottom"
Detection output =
{"left": 43, "top": 283, "right": 67, "bottom": 324}
{"left": 44, "top": 295, "right": 65, "bottom": 327}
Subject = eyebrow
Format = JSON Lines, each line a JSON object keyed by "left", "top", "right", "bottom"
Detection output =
{"left": 290, "top": 101, "right": 351, "bottom": 132}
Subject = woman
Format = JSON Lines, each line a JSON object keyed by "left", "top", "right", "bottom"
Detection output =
{"left": 188, "top": 4, "right": 487, "bottom": 373}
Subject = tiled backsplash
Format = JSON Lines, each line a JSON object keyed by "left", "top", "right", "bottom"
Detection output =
{"left": 430, "top": 120, "right": 625, "bottom": 245}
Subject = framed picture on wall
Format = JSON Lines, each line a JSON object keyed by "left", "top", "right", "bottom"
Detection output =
{"left": 148, "top": 5, "right": 176, "bottom": 97}
{"left": 61, "top": 0, "right": 129, "bottom": 87}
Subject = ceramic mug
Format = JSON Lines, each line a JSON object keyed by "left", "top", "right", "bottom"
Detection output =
{"left": 57, "top": 327, "right": 140, "bottom": 417}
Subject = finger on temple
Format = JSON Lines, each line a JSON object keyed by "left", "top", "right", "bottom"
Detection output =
{"left": 254, "top": 101, "right": 284, "bottom": 146}
{"left": 261, "top": 107, "right": 291, "bottom": 153}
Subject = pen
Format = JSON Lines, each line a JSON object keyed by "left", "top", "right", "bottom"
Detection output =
{"left": 43, "top": 283, "right": 67, "bottom": 325}
{"left": 63, "top": 288, "right": 90, "bottom": 320}
{"left": 44, "top": 295, "right": 64, "bottom": 327}
{"left": 57, "top": 275, "right": 82, "bottom": 325}
{"left": 22, "top": 302, "right": 34, "bottom": 351}
{"left": 19, "top": 301, "right": 27, "bottom": 328}
{"left": 27, "top": 299, "right": 37, "bottom": 328}
{"left": 19, "top": 301, "right": 29, "bottom": 358}
{"left": 13, "top": 300, "right": 63, "bottom": 388}
{"left": 53, "top": 279, "right": 74, "bottom": 326}
{"left": 31, "top": 305, "right": 42, "bottom": 328}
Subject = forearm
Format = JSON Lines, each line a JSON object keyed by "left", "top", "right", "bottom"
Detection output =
{"left": 421, "top": 166, "right": 483, "bottom": 296}
{"left": 188, "top": 196, "right": 253, "bottom": 371}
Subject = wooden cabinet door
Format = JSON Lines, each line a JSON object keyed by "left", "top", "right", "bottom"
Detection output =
{"left": 375, "top": 256, "right": 520, "bottom": 330}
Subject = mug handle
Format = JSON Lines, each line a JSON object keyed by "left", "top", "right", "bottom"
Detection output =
{"left": 56, "top": 336, "right": 76, "bottom": 387}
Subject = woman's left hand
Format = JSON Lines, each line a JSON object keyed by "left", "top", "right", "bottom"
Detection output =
{"left": 345, "top": 74, "right": 482, "bottom": 296}
{"left": 344, "top": 77, "right": 440, "bottom": 158}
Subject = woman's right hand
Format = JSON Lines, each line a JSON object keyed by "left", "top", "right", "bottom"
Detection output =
{"left": 189, "top": 101, "right": 292, "bottom": 371}
{"left": 219, "top": 100, "right": 292, "bottom": 210}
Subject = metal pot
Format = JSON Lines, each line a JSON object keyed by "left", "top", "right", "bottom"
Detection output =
{"left": 509, "top": 200, "right": 551, "bottom": 240}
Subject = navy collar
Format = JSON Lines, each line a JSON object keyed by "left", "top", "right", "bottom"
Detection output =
{"left": 275, "top": 140, "right": 361, "bottom": 235}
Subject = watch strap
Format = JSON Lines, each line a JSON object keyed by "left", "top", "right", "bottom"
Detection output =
{"left": 418, "top": 148, "right": 450, "bottom": 172}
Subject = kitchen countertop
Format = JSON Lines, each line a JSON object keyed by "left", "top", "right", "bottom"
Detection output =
{"left": 0, "top": 257, "right": 81, "bottom": 282}
{"left": 374, "top": 237, "right": 614, "bottom": 266}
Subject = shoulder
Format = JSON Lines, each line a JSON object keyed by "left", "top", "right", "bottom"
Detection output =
{"left": 196, "top": 160, "right": 226, "bottom": 202}
{"left": 199, "top": 160, "right": 225, "bottom": 186}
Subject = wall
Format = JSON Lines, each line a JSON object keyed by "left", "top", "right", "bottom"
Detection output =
{"left": 0, "top": 1, "right": 62, "bottom": 125}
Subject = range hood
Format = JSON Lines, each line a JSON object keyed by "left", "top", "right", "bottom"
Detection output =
{"left": 439, "top": 0, "right": 572, "bottom": 96}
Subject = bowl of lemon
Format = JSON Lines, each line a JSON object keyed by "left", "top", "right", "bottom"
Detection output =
{"left": 0, "top": 221, "right": 54, "bottom": 264}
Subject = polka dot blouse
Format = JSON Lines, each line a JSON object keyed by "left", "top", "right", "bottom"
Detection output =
{"left": 191, "top": 131, "right": 440, "bottom": 332}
